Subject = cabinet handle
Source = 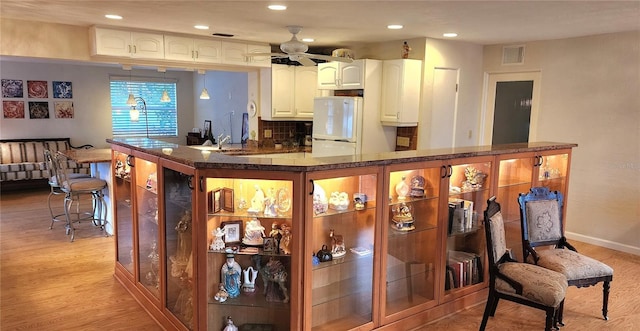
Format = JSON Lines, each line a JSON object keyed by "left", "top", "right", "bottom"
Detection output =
{"left": 188, "top": 176, "right": 194, "bottom": 190}
{"left": 440, "top": 165, "right": 448, "bottom": 178}
{"left": 533, "top": 156, "right": 539, "bottom": 167}
{"left": 309, "top": 179, "right": 315, "bottom": 195}
{"left": 538, "top": 156, "right": 544, "bottom": 166}
{"left": 447, "top": 165, "right": 453, "bottom": 178}
{"left": 397, "top": 112, "right": 400, "bottom": 120}
{"left": 126, "top": 155, "right": 134, "bottom": 167}
{"left": 199, "top": 176, "right": 204, "bottom": 192}
{"left": 133, "top": 45, "right": 137, "bottom": 54}
{"left": 195, "top": 51, "right": 199, "bottom": 59}
{"left": 127, "top": 45, "right": 132, "bottom": 54}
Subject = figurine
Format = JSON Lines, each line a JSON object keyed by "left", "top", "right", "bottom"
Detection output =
{"left": 392, "top": 202, "right": 415, "bottom": 231}
{"left": 221, "top": 254, "right": 242, "bottom": 298}
{"left": 329, "top": 229, "right": 346, "bottom": 258}
{"left": 269, "top": 222, "right": 283, "bottom": 252}
{"left": 214, "top": 283, "right": 229, "bottom": 303}
{"left": 402, "top": 41, "right": 411, "bottom": 59}
{"left": 252, "top": 255, "right": 290, "bottom": 303}
{"left": 462, "top": 166, "right": 486, "bottom": 191}
{"left": 329, "top": 192, "right": 350, "bottom": 210}
{"left": 223, "top": 316, "right": 238, "bottom": 331}
{"left": 210, "top": 227, "right": 226, "bottom": 251}
{"left": 242, "top": 218, "right": 266, "bottom": 246}
{"left": 313, "top": 183, "right": 328, "bottom": 215}
{"left": 248, "top": 185, "right": 265, "bottom": 214}
{"left": 242, "top": 266, "right": 258, "bottom": 293}
{"left": 395, "top": 176, "right": 410, "bottom": 200}
{"left": 169, "top": 210, "right": 191, "bottom": 277}
{"left": 263, "top": 188, "right": 278, "bottom": 217}
{"left": 280, "top": 224, "right": 292, "bottom": 255}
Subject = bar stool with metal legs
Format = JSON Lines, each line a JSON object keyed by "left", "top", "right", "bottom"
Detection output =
{"left": 44, "top": 149, "right": 90, "bottom": 229}
{"left": 53, "top": 152, "right": 108, "bottom": 242}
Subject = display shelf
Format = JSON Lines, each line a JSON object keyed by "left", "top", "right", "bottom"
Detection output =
{"left": 312, "top": 251, "right": 373, "bottom": 270}
{"left": 208, "top": 290, "right": 291, "bottom": 309}
{"left": 311, "top": 315, "right": 371, "bottom": 331}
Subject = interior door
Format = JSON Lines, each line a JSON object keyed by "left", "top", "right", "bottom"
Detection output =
{"left": 482, "top": 72, "right": 541, "bottom": 145}
{"left": 430, "top": 68, "right": 459, "bottom": 149}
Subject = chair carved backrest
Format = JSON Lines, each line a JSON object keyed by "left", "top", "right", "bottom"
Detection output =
{"left": 518, "top": 187, "right": 566, "bottom": 260}
{"left": 44, "top": 149, "right": 60, "bottom": 185}
{"left": 484, "top": 196, "right": 509, "bottom": 266}
{"left": 53, "top": 152, "right": 72, "bottom": 192}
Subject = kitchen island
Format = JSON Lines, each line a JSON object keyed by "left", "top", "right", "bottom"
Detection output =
{"left": 107, "top": 138, "right": 576, "bottom": 331}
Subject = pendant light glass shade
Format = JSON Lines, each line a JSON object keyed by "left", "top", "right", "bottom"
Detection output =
{"left": 161, "top": 90, "right": 171, "bottom": 102}
{"left": 129, "top": 108, "right": 140, "bottom": 121}
{"left": 126, "top": 93, "right": 137, "bottom": 106}
{"left": 200, "top": 87, "right": 210, "bottom": 99}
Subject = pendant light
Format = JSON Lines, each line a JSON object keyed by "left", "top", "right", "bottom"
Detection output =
{"left": 124, "top": 65, "right": 136, "bottom": 106}
{"left": 159, "top": 67, "right": 171, "bottom": 103}
{"left": 199, "top": 69, "right": 210, "bottom": 100}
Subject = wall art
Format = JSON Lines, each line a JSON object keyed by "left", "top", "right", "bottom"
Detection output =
{"left": 28, "top": 101, "right": 49, "bottom": 119}
{"left": 27, "top": 80, "right": 48, "bottom": 98}
{"left": 52, "top": 81, "right": 73, "bottom": 99}
{"left": 3, "top": 101, "right": 25, "bottom": 118}
{"left": 1, "top": 79, "right": 23, "bottom": 98}
{"left": 54, "top": 101, "right": 74, "bottom": 118}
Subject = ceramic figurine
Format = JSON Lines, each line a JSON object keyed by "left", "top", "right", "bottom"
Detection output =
{"left": 269, "top": 222, "right": 283, "bottom": 252}
{"left": 402, "top": 41, "right": 411, "bottom": 59}
{"left": 263, "top": 188, "right": 277, "bottom": 217}
{"left": 395, "top": 176, "right": 409, "bottom": 200}
{"left": 214, "top": 283, "right": 229, "bottom": 303}
{"left": 223, "top": 316, "right": 238, "bottom": 331}
{"left": 242, "top": 218, "right": 266, "bottom": 246}
{"left": 392, "top": 202, "right": 416, "bottom": 232}
{"left": 462, "top": 166, "right": 486, "bottom": 191}
{"left": 329, "top": 191, "right": 349, "bottom": 210}
{"left": 242, "top": 266, "right": 258, "bottom": 293}
{"left": 248, "top": 185, "right": 264, "bottom": 214}
{"left": 210, "top": 227, "right": 226, "bottom": 251}
{"left": 329, "top": 229, "right": 346, "bottom": 258}
{"left": 280, "top": 224, "right": 292, "bottom": 255}
{"left": 252, "top": 255, "right": 290, "bottom": 303}
{"left": 221, "top": 254, "right": 242, "bottom": 298}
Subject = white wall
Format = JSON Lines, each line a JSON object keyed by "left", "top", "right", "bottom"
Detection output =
{"left": 484, "top": 31, "right": 640, "bottom": 254}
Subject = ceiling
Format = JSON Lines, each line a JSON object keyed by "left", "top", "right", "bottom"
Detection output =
{"left": 1, "top": 1, "right": 639, "bottom": 49}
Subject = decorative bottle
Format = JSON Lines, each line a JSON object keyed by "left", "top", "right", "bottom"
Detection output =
{"left": 395, "top": 176, "right": 409, "bottom": 200}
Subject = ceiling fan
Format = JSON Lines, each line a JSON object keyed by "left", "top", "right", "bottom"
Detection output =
{"left": 251, "top": 26, "right": 354, "bottom": 66}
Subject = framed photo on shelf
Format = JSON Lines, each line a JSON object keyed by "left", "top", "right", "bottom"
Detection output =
{"left": 222, "top": 188, "right": 234, "bottom": 212}
{"left": 209, "top": 188, "right": 222, "bottom": 213}
{"left": 263, "top": 237, "right": 275, "bottom": 252}
{"left": 204, "top": 120, "right": 212, "bottom": 136}
{"left": 221, "top": 220, "right": 242, "bottom": 245}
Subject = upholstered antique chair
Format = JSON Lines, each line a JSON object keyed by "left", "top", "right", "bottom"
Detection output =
{"left": 480, "top": 196, "right": 568, "bottom": 331}
{"left": 44, "top": 149, "right": 90, "bottom": 228}
{"left": 518, "top": 187, "right": 613, "bottom": 320}
{"left": 53, "top": 152, "right": 108, "bottom": 242}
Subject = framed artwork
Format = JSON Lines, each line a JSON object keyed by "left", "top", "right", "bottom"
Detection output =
{"left": 27, "top": 80, "right": 48, "bottom": 98}
{"left": 54, "top": 101, "right": 74, "bottom": 118}
{"left": 263, "top": 237, "right": 275, "bottom": 253}
{"left": 28, "top": 101, "right": 49, "bottom": 119}
{"left": 3, "top": 101, "right": 25, "bottom": 118}
{"left": 204, "top": 120, "right": 212, "bottom": 135}
{"left": 1, "top": 79, "right": 23, "bottom": 98}
{"left": 209, "top": 188, "right": 222, "bottom": 213}
{"left": 223, "top": 188, "right": 234, "bottom": 212}
{"left": 52, "top": 81, "right": 73, "bottom": 98}
{"left": 221, "top": 220, "right": 242, "bottom": 245}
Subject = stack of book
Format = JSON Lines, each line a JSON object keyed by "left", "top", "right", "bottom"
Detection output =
{"left": 445, "top": 250, "right": 482, "bottom": 290}
{"left": 447, "top": 198, "right": 476, "bottom": 235}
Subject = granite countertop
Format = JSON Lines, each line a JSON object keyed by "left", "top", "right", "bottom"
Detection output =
{"left": 107, "top": 138, "right": 577, "bottom": 172}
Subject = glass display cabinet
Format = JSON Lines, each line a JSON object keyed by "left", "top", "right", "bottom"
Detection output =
{"left": 305, "top": 167, "right": 381, "bottom": 331}
{"left": 382, "top": 161, "right": 442, "bottom": 323}
{"left": 134, "top": 155, "right": 160, "bottom": 300}
{"left": 202, "top": 170, "right": 302, "bottom": 331}
{"left": 112, "top": 147, "right": 134, "bottom": 276}
{"left": 442, "top": 157, "right": 492, "bottom": 302}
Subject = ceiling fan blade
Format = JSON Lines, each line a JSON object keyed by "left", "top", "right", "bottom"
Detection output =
{"left": 304, "top": 53, "right": 354, "bottom": 63}
{"left": 296, "top": 56, "right": 316, "bottom": 66}
{"left": 246, "top": 52, "right": 287, "bottom": 57}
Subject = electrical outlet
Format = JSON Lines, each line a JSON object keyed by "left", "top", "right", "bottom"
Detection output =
{"left": 396, "top": 136, "right": 411, "bottom": 147}
{"left": 264, "top": 129, "right": 272, "bottom": 138}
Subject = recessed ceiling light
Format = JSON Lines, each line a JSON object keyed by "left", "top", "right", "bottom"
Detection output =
{"left": 443, "top": 33, "right": 458, "bottom": 38}
{"left": 105, "top": 14, "right": 123, "bottom": 20}
{"left": 268, "top": 4, "right": 287, "bottom": 10}
{"left": 302, "top": 38, "right": 314, "bottom": 42}
{"left": 194, "top": 25, "right": 209, "bottom": 30}
{"left": 387, "top": 24, "right": 404, "bottom": 30}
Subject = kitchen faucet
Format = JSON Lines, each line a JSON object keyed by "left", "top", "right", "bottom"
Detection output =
{"left": 217, "top": 133, "right": 231, "bottom": 149}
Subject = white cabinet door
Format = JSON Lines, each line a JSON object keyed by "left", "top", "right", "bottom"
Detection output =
{"left": 380, "top": 59, "right": 422, "bottom": 126}
{"left": 294, "top": 66, "right": 319, "bottom": 118}
{"left": 339, "top": 61, "right": 365, "bottom": 89}
{"left": 317, "top": 62, "right": 340, "bottom": 89}
{"left": 164, "top": 35, "right": 194, "bottom": 61}
{"left": 246, "top": 43, "right": 271, "bottom": 68}
{"left": 221, "top": 41, "right": 248, "bottom": 65}
{"left": 271, "top": 64, "right": 296, "bottom": 117}
{"left": 193, "top": 39, "right": 222, "bottom": 64}
{"left": 92, "top": 28, "right": 132, "bottom": 57}
{"left": 130, "top": 32, "right": 164, "bottom": 59}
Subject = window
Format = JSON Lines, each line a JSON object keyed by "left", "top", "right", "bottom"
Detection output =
{"left": 110, "top": 78, "right": 178, "bottom": 137}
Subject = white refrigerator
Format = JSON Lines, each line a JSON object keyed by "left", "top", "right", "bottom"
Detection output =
{"left": 312, "top": 96, "right": 395, "bottom": 157}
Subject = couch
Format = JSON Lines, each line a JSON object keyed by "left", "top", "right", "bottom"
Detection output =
{"left": 0, "top": 138, "right": 92, "bottom": 190}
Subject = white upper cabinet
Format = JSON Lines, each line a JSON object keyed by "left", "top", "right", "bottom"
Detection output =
{"left": 164, "top": 35, "right": 222, "bottom": 63}
{"left": 317, "top": 60, "right": 365, "bottom": 89}
{"left": 380, "top": 59, "right": 422, "bottom": 126}
{"left": 222, "top": 42, "right": 271, "bottom": 67}
{"left": 91, "top": 27, "right": 164, "bottom": 59}
{"left": 266, "top": 64, "right": 319, "bottom": 120}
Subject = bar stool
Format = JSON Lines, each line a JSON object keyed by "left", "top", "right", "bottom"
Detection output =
{"left": 44, "top": 149, "right": 90, "bottom": 228}
{"left": 53, "top": 152, "right": 108, "bottom": 242}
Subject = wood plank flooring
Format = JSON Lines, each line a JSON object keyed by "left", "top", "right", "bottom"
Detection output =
{"left": 2, "top": 188, "right": 639, "bottom": 330}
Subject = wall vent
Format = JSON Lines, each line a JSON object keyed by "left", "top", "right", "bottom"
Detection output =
{"left": 502, "top": 45, "right": 525, "bottom": 65}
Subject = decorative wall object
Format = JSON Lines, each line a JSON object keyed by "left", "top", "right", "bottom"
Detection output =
{"left": 27, "top": 80, "right": 48, "bottom": 98}
{"left": 3, "top": 101, "right": 25, "bottom": 118}
{"left": 28, "top": 101, "right": 49, "bottom": 119}
{"left": 54, "top": 101, "right": 74, "bottom": 118}
{"left": 1, "top": 79, "right": 23, "bottom": 98}
{"left": 52, "top": 81, "right": 73, "bottom": 98}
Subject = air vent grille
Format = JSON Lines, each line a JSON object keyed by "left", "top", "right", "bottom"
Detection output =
{"left": 502, "top": 45, "right": 525, "bottom": 65}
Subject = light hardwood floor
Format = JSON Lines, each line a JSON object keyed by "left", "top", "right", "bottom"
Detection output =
{"left": 1, "top": 188, "right": 639, "bottom": 330}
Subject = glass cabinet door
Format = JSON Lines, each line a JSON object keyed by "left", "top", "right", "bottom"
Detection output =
{"left": 206, "top": 176, "right": 294, "bottom": 331}
{"left": 536, "top": 151, "right": 570, "bottom": 192}
{"left": 443, "top": 158, "right": 492, "bottom": 300}
{"left": 308, "top": 169, "right": 378, "bottom": 330}
{"left": 164, "top": 168, "right": 194, "bottom": 329}
{"left": 113, "top": 149, "right": 134, "bottom": 275}
{"left": 383, "top": 164, "right": 441, "bottom": 320}
{"left": 134, "top": 156, "right": 160, "bottom": 299}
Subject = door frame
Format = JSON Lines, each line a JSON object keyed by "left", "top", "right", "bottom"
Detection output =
{"left": 480, "top": 71, "right": 541, "bottom": 145}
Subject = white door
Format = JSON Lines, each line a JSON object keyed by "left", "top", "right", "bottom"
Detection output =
{"left": 481, "top": 72, "right": 541, "bottom": 145}
{"left": 430, "top": 68, "right": 459, "bottom": 149}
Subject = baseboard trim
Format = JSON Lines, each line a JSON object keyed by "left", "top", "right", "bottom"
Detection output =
{"left": 566, "top": 231, "right": 640, "bottom": 256}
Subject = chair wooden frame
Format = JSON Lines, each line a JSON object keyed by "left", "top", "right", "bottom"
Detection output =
{"left": 481, "top": 196, "right": 565, "bottom": 331}
{"left": 519, "top": 186, "right": 613, "bottom": 320}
